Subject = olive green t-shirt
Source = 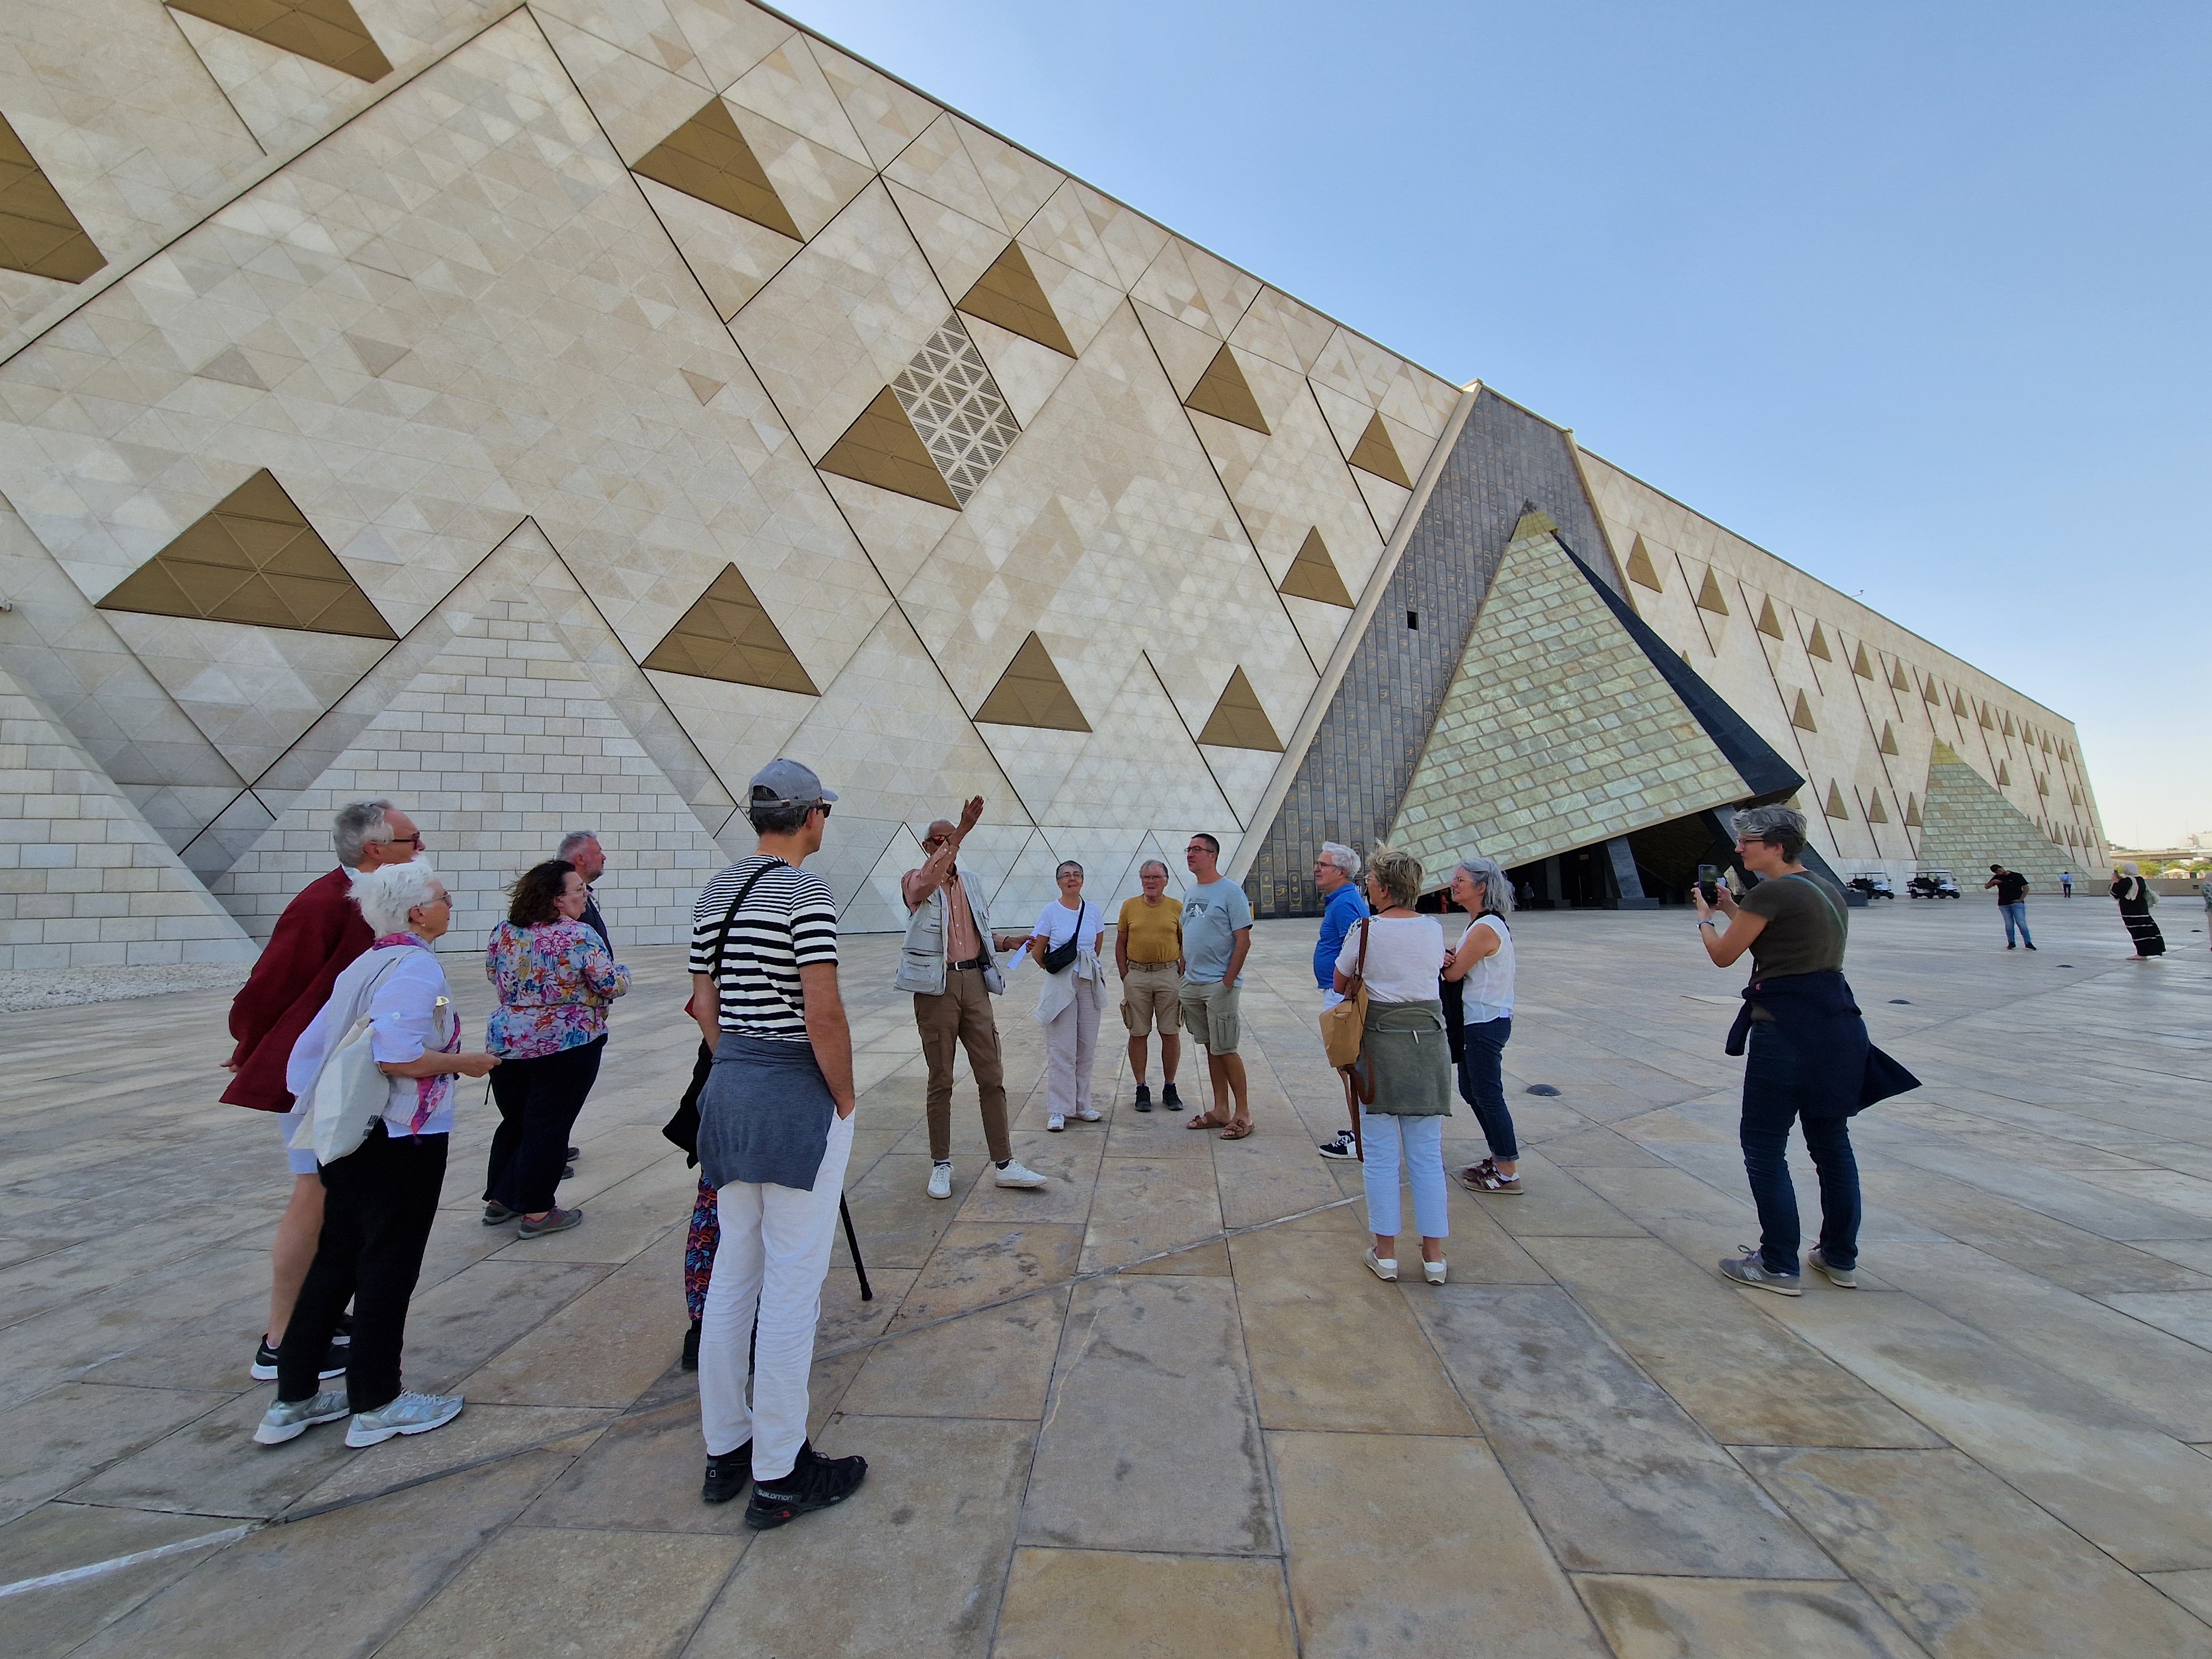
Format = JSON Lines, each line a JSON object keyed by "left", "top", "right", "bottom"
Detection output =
{"left": 1736, "top": 870, "right": 1849, "bottom": 982}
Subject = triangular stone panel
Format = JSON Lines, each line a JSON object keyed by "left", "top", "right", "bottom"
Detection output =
{"left": 641, "top": 563, "right": 820, "bottom": 696}
{"left": 1346, "top": 411, "right": 1410, "bottom": 487}
{"left": 1806, "top": 622, "right": 1832, "bottom": 661}
{"left": 96, "top": 471, "right": 396, "bottom": 640}
{"left": 1196, "top": 666, "right": 1284, "bottom": 751}
{"left": 1183, "top": 345, "right": 1269, "bottom": 435}
{"left": 958, "top": 241, "right": 1075, "bottom": 358}
{"left": 817, "top": 387, "right": 962, "bottom": 510}
{"left": 632, "top": 97, "right": 801, "bottom": 240}
{"left": 167, "top": 0, "right": 394, "bottom": 82}
{"left": 975, "top": 633, "right": 1089, "bottom": 732}
{"left": 1625, "top": 535, "right": 1664, "bottom": 592}
{"left": 1790, "top": 690, "right": 1817, "bottom": 732}
{"left": 1694, "top": 568, "right": 1731, "bottom": 615}
{"left": 0, "top": 112, "right": 105, "bottom": 283}
{"left": 1277, "top": 527, "right": 1353, "bottom": 608}
{"left": 1756, "top": 596, "right": 1785, "bottom": 639}
{"left": 1915, "top": 740, "right": 2071, "bottom": 885}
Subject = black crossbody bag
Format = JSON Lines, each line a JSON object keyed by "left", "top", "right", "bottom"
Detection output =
{"left": 1041, "top": 901, "right": 1089, "bottom": 974}
{"left": 662, "top": 860, "right": 780, "bottom": 1160}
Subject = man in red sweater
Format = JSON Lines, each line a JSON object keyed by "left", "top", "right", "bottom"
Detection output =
{"left": 223, "top": 799, "right": 425, "bottom": 1380}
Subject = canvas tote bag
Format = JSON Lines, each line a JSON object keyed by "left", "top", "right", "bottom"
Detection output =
{"left": 290, "top": 950, "right": 424, "bottom": 1165}
{"left": 1319, "top": 919, "right": 1369, "bottom": 1070}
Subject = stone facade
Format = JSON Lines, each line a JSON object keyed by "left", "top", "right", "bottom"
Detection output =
{"left": 1915, "top": 740, "right": 2079, "bottom": 891}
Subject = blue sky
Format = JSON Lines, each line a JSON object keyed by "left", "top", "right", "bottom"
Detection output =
{"left": 797, "top": 0, "right": 2210, "bottom": 848}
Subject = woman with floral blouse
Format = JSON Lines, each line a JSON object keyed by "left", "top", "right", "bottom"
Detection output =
{"left": 482, "top": 859, "right": 630, "bottom": 1237}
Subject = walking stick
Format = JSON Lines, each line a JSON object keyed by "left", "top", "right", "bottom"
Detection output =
{"left": 839, "top": 1194, "right": 873, "bottom": 1301}
{"left": 1340, "top": 1066, "right": 1364, "bottom": 1162}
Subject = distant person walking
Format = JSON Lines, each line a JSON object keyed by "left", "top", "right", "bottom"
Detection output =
{"left": 1692, "top": 806, "right": 1917, "bottom": 1296}
{"left": 2060, "top": 869, "right": 2074, "bottom": 898}
{"left": 254, "top": 861, "right": 497, "bottom": 1449}
{"left": 1335, "top": 848, "right": 1452, "bottom": 1285}
{"left": 1115, "top": 860, "right": 1184, "bottom": 1112}
{"left": 558, "top": 830, "right": 612, "bottom": 949}
{"left": 689, "top": 760, "right": 869, "bottom": 1528}
{"left": 2111, "top": 863, "right": 2166, "bottom": 959}
{"left": 482, "top": 859, "right": 630, "bottom": 1236}
{"left": 1181, "top": 834, "right": 1254, "bottom": 1139}
{"left": 1029, "top": 860, "right": 1108, "bottom": 1133}
{"left": 222, "top": 798, "right": 422, "bottom": 1384}
{"left": 1312, "top": 842, "right": 1370, "bottom": 1162}
{"left": 1983, "top": 864, "right": 2035, "bottom": 950}
{"left": 1445, "top": 855, "right": 1521, "bottom": 1194}
{"left": 895, "top": 797, "right": 1047, "bottom": 1199}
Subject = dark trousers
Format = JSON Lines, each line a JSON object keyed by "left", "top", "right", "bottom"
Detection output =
{"left": 484, "top": 1036, "right": 603, "bottom": 1214}
{"left": 1454, "top": 1017, "right": 1519, "bottom": 1160}
{"left": 1739, "top": 1023, "right": 1861, "bottom": 1275}
{"left": 279, "top": 1124, "right": 447, "bottom": 1412}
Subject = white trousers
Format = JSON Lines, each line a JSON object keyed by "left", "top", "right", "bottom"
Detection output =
{"left": 697, "top": 1110, "right": 854, "bottom": 1481}
{"left": 1044, "top": 974, "right": 1102, "bottom": 1117}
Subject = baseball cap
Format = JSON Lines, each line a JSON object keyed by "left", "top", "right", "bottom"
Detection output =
{"left": 748, "top": 758, "right": 836, "bottom": 808}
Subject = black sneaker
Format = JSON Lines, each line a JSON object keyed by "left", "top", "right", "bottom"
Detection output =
{"left": 702, "top": 1439, "right": 752, "bottom": 1504}
{"left": 1134, "top": 1083, "right": 1153, "bottom": 1113}
{"left": 744, "top": 1444, "right": 868, "bottom": 1530}
{"left": 250, "top": 1334, "right": 348, "bottom": 1383}
{"left": 1161, "top": 1083, "right": 1184, "bottom": 1112}
{"left": 566, "top": 1146, "right": 581, "bottom": 1161}
{"left": 681, "top": 1317, "right": 701, "bottom": 1372}
{"left": 1316, "top": 1130, "right": 1357, "bottom": 1161}
{"left": 2025, "top": 943, "right": 2037, "bottom": 951}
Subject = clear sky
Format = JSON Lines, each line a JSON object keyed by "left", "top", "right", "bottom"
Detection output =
{"left": 796, "top": 0, "right": 2210, "bottom": 849}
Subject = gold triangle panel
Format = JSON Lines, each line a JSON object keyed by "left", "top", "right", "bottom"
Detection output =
{"left": 1625, "top": 535, "right": 1663, "bottom": 592}
{"left": 0, "top": 112, "right": 104, "bottom": 283}
{"left": 1756, "top": 597, "right": 1784, "bottom": 639}
{"left": 1196, "top": 666, "right": 1282, "bottom": 752}
{"left": 1345, "top": 411, "right": 1410, "bottom": 487}
{"left": 1853, "top": 643, "right": 1875, "bottom": 679}
{"left": 816, "top": 387, "right": 961, "bottom": 510}
{"left": 957, "top": 242, "right": 1074, "bottom": 358}
{"left": 1879, "top": 722, "right": 1898, "bottom": 755}
{"left": 1511, "top": 507, "right": 1559, "bottom": 541}
{"left": 1790, "top": 690, "right": 1817, "bottom": 732}
{"left": 1905, "top": 793, "right": 1923, "bottom": 827}
{"left": 639, "top": 564, "right": 818, "bottom": 695}
{"left": 97, "top": 469, "right": 395, "bottom": 639}
{"left": 1806, "top": 623, "right": 1831, "bottom": 660}
{"left": 1890, "top": 662, "right": 1911, "bottom": 692}
{"left": 975, "top": 632, "right": 1088, "bottom": 732}
{"left": 1183, "top": 345, "right": 1270, "bottom": 435}
{"left": 1277, "top": 527, "right": 1353, "bottom": 608}
{"left": 1824, "top": 781, "right": 1849, "bottom": 820}
{"left": 1694, "top": 569, "right": 1730, "bottom": 615}
{"left": 632, "top": 98, "right": 801, "bottom": 242}
{"left": 1867, "top": 790, "right": 1888, "bottom": 823}
{"left": 167, "top": 0, "right": 393, "bottom": 82}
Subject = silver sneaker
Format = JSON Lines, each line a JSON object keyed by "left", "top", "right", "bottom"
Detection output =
{"left": 994, "top": 1160, "right": 1048, "bottom": 1189}
{"left": 926, "top": 1161, "right": 953, "bottom": 1200}
{"left": 1072, "top": 1107, "right": 1102, "bottom": 1123}
{"left": 1808, "top": 1248, "right": 1859, "bottom": 1288}
{"left": 253, "top": 1389, "right": 351, "bottom": 1446}
{"left": 346, "top": 1390, "right": 464, "bottom": 1447}
{"left": 1046, "top": 1113, "right": 1066, "bottom": 1133}
{"left": 1719, "top": 1247, "right": 1803, "bottom": 1296}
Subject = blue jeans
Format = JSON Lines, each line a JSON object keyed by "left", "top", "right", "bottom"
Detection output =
{"left": 1361, "top": 1113, "right": 1448, "bottom": 1241}
{"left": 1454, "top": 1018, "right": 1518, "bottom": 1160}
{"left": 2000, "top": 902, "right": 2031, "bottom": 945}
{"left": 1740, "top": 1024, "right": 1860, "bottom": 1275}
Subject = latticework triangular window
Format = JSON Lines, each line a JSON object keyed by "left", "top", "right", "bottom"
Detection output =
{"left": 890, "top": 317, "right": 1021, "bottom": 505}
{"left": 1853, "top": 643, "right": 1875, "bottom": 679}
{"left": 975, "top": 632, "right": 1088, "bottom": 731}
{"left": 97, "top": 469, "right": 395, "bottom": 639}
{"left": 1879, "top": 721, "right": 1898, "bottom": 755}
{"left": 1694, "top": 568, "right": 1730, "bottom": 615}
{"left": 640, "top": 564, "right": 817, "bottom": 695}
{"left": 1183, "top": 345, "right": 1269, "bottom": 435}
{"left": 1196, "top": 666, "right": 1283, "bottom": 751}
{"left": 1756, "top": 596, "right": 1785, "bottom": 639}
{"left": 958, "top": 241, "right": 1074, "bottom": 357}
{"left": 1867, "top": 790, "right": 1889, "bottom": 824}
{"left": 168, "top": 0, "right": 394, "bottom": 81}
{"left": 1625, "top": 535, "right": 1663, "bottom": 591}
{"left": 1806, "top": 622, "right": 1832, "bottom": 661}
{"left": 1903, "top": 792, "right": 1923, "bottom": 828}
{"left": 1790, "top": 689, "right": 1817, "bottom": 732}
{"left": 0, "top": 113, "right": 104, "bottom": 283}
{"left": 1346, "top": 412, "right": 1410, "bottom": 486}
{"left": 1824, "top": 781, "right": 1850, "bottom": 820}
{"left": 816, "top": 387, "right": 960, "bottom": 510}
{"left": 632, "top": 98, "right": 800, "bottom": 240}
{"left": 1278, "top": 527, "right": 1353, "bottom": 607}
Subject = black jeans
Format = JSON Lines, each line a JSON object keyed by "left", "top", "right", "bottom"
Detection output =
{"left": 484, "top": 1036, "right": 604, "bottom": 1214}
{"left": 1739, "top": 1022, "right": 1860, "bottom": 1275}
{"left": 1453, "top": 1018, "right": 1519, "bottom": 1160}
{"left": 279, "top": 1123, "right": 447, "bottom": 1412}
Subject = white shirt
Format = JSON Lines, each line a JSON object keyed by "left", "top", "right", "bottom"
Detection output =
{"left": 1031, "top": 898, "right": 1105, "bottom": 959}
{"left": 1455, "top": 915, "right": 1516, "bottom": 1024}
{"left": 1334, "top": 915, "right": 1446, "bottom": 1004}
{"left": 286, "top": 946, "right": 461, "bottom": 1136}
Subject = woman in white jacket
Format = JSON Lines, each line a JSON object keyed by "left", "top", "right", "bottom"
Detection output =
{"left": 1029, "top": 860, "right": 1107, "bottom": 1133}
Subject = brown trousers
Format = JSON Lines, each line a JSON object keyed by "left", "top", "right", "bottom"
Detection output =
{"left": 916, "top": 966, "right": 1011, "bottom": 1163}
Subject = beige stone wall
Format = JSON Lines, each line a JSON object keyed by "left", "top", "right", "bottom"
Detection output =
{"left": 1578, "top": 451, "right": 2102, "bottom": 877}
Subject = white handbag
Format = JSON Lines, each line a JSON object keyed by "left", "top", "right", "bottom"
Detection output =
{"left": 289, "top": 952, "right": 424, "bottom": 1165}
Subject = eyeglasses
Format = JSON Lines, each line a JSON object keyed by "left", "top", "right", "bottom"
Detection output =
{"left": 389, "top": 833, "right": 426, "bottom": 849}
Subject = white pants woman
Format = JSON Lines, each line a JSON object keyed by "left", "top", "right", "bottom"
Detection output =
{"left": 1031, "top": 862, "right": 1106, "bottom": 1133}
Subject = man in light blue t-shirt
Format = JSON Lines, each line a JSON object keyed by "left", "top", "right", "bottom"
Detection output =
{"left": 1180, "top": 833, "right": 1254, "bottom": 1138}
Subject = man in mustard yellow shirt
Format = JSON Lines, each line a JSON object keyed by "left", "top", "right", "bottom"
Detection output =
{"left": 1115, "top": 860, "right": 1185, "bottom": 1112}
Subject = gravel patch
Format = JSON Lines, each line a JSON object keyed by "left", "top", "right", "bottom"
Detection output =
{"left": 0, "top": 962, "right": 252, "bottom": 1013}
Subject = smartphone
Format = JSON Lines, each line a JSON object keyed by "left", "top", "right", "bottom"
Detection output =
{"left": 1697, "top": 864, "right": 1721, "bottom": 905}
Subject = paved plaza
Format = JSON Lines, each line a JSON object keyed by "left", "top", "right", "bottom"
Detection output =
{"left": 2, "top": 897, "right": 2209, "bottom": 1657}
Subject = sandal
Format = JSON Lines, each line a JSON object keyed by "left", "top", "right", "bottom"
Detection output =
{"left": 1218, "top": 1119, "right": 1254, "bottom": 1140}
{"left": 1186, "top": 1111, "right": 1230, "bottom": 1131}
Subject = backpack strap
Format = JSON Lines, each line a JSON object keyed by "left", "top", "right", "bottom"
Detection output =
{"left": 708, "top": 859, "right": 784, "bottom": 998}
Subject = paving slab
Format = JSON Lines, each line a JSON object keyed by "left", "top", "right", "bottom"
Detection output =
{"left": 991, "top": 1547, "right": 1297, "bottom": 1659}
{"left": 1573, "top": 1574, "right": 1929, "bottom": 1658}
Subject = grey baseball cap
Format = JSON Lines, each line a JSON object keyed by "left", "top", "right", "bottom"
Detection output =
{"left": 748, "top": 758, "right": 836, "bottom": 808}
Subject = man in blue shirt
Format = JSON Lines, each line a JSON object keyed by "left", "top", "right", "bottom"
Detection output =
{"left": 1312, "top": 843, "right": 1370, "bottom": 1161}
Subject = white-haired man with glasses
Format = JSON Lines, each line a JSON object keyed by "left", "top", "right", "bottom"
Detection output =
{"left": 1312, "top": 842, "right": 1371, "bottom": 1160}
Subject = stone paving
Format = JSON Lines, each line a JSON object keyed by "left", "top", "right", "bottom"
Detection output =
{"left": 1, "top": 895, "right": 2209, "bottom": 1657}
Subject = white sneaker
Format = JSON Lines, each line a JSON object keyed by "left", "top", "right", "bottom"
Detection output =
{"left": 1072, "top": 1107, "right": 1102, "bottom": 1123}
{"left": 926, "top": 1161, "right": 953, "bottom": 1200}
{"left": 1047, "top": 1113, "right": 1066, "bottom": 1133}
{"left": 345, "top": 1390, "right": 463, "bottom": 1447}
{"left": 1422, "top": 1259, "right": 1447, "bottom": 1286}
{"left": 995, "top": 1160, "right": 1048, "bottom": 1189}
{"left": 1364, "top": 1248, "right": 1399, "bottom": 1282}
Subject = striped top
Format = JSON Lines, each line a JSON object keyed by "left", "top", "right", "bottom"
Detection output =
{"left": 688, "top": 857, "right": 839, "bottom": 1042}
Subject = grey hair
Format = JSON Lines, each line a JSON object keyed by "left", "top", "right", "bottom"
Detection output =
{"left": 1366, "top": 846, "right": 1423, "bottom": 910}
{"left": 351, "top": 860, "right": 441, "bottom": 936}
{"left": 1056, "top": 860, "right": 1084, "bottom": 879}
{"left": 1318, "top": 841, "right": 1360, "bottom": 880}
{"left": 1453, "top": 855, "right": 1514, "bottom": 916}
{"left": 1733, "top": 804, "right": 1808, "bottom": 858}
{"left": 332, "top": 799, "right": 393, "bottom": 868}
{"left": 557, "top": 830, "right": 599, "bottom": 859}
{"left": 1139, "top": 859, "right": 1169, "bottom": 879}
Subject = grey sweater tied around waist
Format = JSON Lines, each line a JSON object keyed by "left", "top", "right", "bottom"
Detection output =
{"left": 1360, "top": 999, "right": 1454, "bottom": 1117}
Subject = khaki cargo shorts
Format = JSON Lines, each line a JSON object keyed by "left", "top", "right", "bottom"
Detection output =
{"left": 1180, "top": 978, "right": 1241, "bottom": 1054}
{"left": 1119, "top": 961, "right": 1181, "bottom": 1035}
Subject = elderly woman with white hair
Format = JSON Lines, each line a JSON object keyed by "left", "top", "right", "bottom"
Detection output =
{"left": 1030, "top": 859, "right": 1108, "bottom": 1133}
{"left": 253, "top": 862, "right": 499, "bottom": 1451}
{"left": 1443, "top": 854, "right": 1521, "bottom": 1194}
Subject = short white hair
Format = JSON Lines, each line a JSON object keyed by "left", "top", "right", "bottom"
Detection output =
{"left": 352, "top": 860, "right": 442, "bottom": 937}
{"left": 1318, "top": 842, "right": 1360, "bottom": 880}
{"left": 557, "top": 830, "right": 599, "bottom": 860}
